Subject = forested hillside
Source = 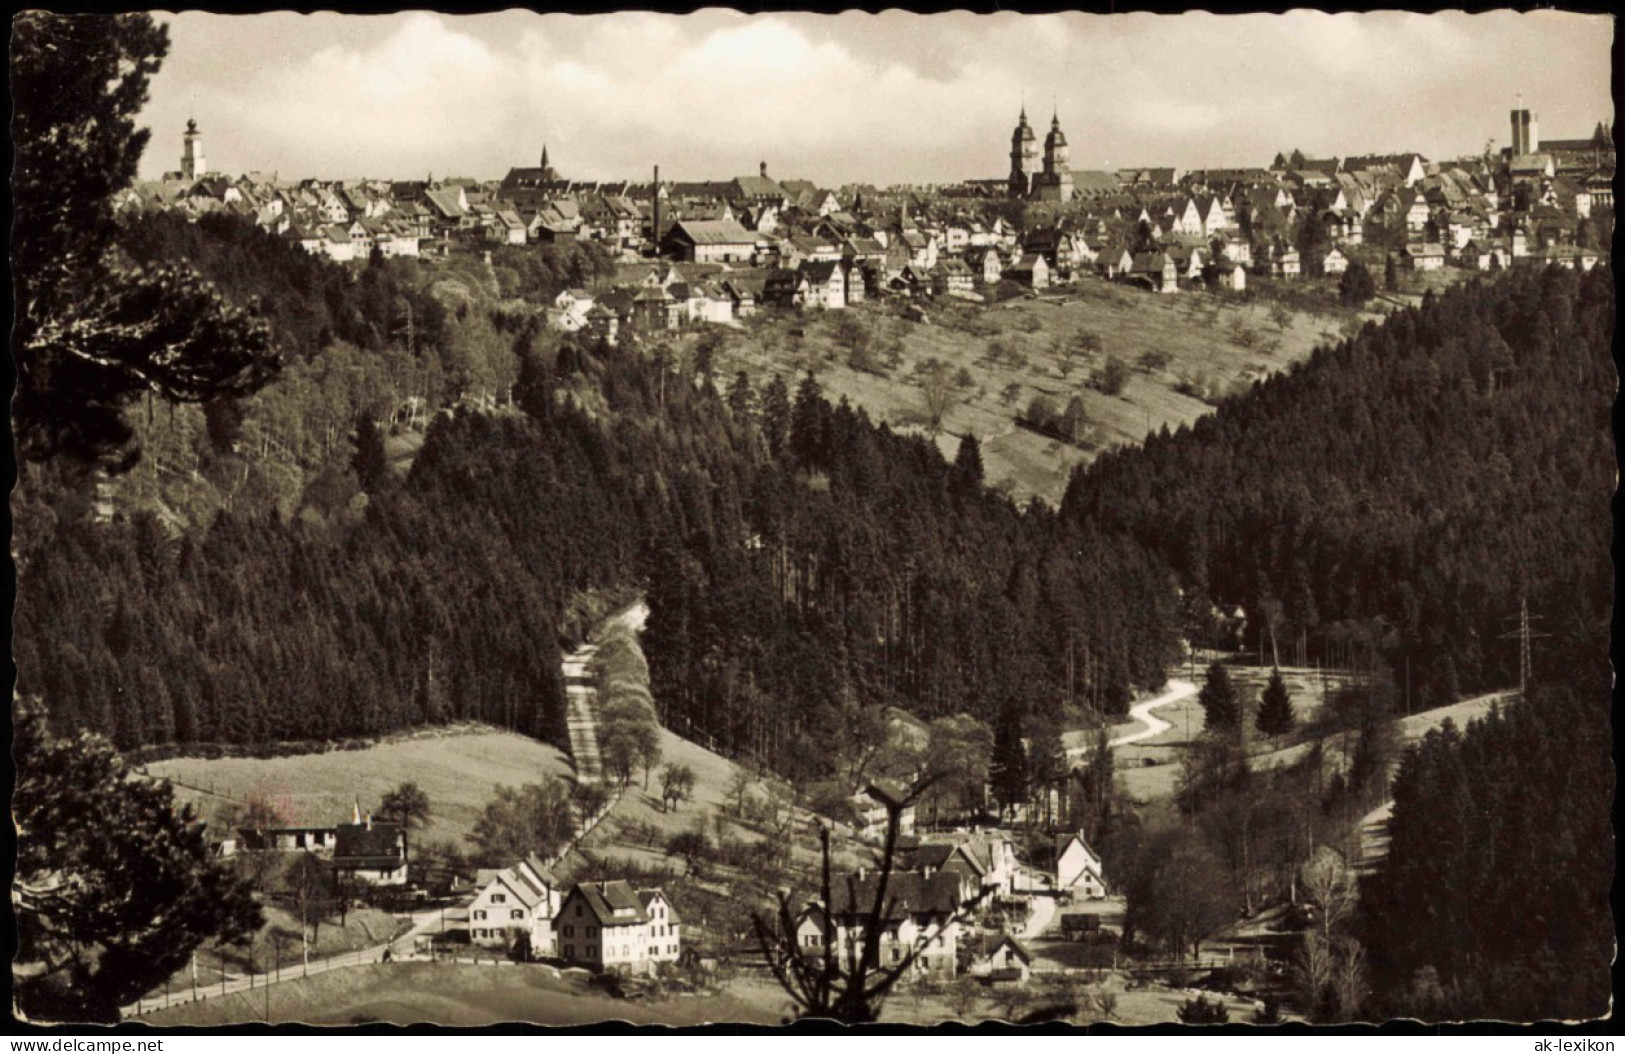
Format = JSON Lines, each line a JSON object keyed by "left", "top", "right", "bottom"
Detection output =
{"left": 14, "top": 301, "right": 1182, "bottom": 772}
{"left": 1062, "top": 264, "right": 1615, "bottom": 708}
{"left": 1357, "top": 685, "right": 1614, "bottom": 1020}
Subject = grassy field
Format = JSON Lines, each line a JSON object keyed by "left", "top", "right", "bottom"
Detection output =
{"left": 713, "top": 275, "right": 1379, "bottom": 505}
{"left": 144, "top": 726, "right": 576, "bottom": 846}
{"left": 1104, "top": 664, "right": 1354, "bottom": 803}
{"left": 139, "top": 961, "right": 781, "bottom": 1026}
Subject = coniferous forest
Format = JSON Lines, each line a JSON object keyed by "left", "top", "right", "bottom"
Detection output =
{"left": 1063, "top": 264, "right": 1614, "bottom": 709}
{"left": 13, "top": 212, "right": 1183, "bottom": 773}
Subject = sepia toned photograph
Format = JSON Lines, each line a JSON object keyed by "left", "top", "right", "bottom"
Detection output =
{"left": 8, "top": 7, "right": 1615, "bottom": 1032}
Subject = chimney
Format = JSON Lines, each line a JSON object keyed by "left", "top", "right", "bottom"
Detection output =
{"left": 652, "top": 164, "right": 661, "bottom": 257}
{"left": 760, "top": 160, "right": 768, "bottom": 179}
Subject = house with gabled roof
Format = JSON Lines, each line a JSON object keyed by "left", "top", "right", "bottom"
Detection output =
{"left": 1056, "top": 832, "right": 1107, "bottom": 898}
{"left": 333, "top": 815, "right": 406, "bottom": 886}
{"left": 469, "top": 854, "right": 562, "bottom": 957}
{"left": 1401, "top": 242, "right": 1447, "bottom": 271}
{"left": 799, "top": 259, "right": 847, "bottom": 310}
{"left": 638, "top": 889, "right": 682, "bottom": 965}
{"left": 1128, "top": 251, "right": 1178, "bottom": 294}
{"left": 555, "top": 880, "right": 661, "bottom": 974}
{"left": 794, "top": 868, "right": 964, "bottom": 979}
{"left": 764, "top": 267, "right": 810, "bottom": 309}
{"left": 1006, "top": 253, "right": 1050, "bottom": 290}
{"left": 974, "top": 934, "right": 1034, "bottom": 984}
{"left": 665, "top": 219, "right": 756, "bottom": 264}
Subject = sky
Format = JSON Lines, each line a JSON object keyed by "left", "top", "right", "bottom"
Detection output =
{"left": 137, "top": 10, "right": 1614, "bottom": 185}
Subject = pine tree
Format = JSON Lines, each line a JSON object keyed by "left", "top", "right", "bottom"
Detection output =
{"left": 1256, "top": 667, "right": 1296, "bottom": 738}
{"left": 989, "top": 704, "right": 1029, "bottom": 818}
{"left": 352, "top": 411, "right": 389, "bottom": 494}
{"left": 1198, "top": 661, "right": 1240, "bottom": 732}
{"left": 951, "top": 434, "right": 984, "bottom": 494}
{"left": 726, "top": 370, "right": 755, "bottom": 419}
{"left": 761, "top": 373, "right": 792, "bottom": 460}
{"left": 790, "top": 372, "right": 827, "bottom": 472}
{"left": 512, "top": 333, "right": 553, "bottom": 422}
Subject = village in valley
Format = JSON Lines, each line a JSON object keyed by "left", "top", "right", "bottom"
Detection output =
{"left": 64, "top": 93, "right": 1624, "bottom": 1029}
{"left": 11, "top": 9, "right": 1615, "bottom": 1034}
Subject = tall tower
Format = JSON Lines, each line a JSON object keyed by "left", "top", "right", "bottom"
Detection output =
{"left": 1510, "top": 105, "right": 1540, "bottom": 157}
{"left": 539, "top": 144, "right": 556, "bottom": 182}
{"left": 1009, "top": 106, "right": 1039, "bottom": 199}
{"left": 181, "top": 117, "right": 206, "bottom": 181}
{"left": 1032, "top": 110, "right": 1075, "bottom": 203}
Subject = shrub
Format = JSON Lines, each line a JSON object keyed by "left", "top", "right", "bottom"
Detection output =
{"left": 1090, "top": 355, "right": 1131, "bottom": 397}
{"left": 1177, "top": 994, "right": 1231, "bottom": 1024}
{"left": 1137, "top": 349, "right": 1172, "bottom": 373}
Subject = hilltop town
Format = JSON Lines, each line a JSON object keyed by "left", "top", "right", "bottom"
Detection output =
{"left": 13, "top": 8, "right": 1616, "bottom": 1030}
{"left": 119, "top": 105, "right": 1612, "bottom": 343}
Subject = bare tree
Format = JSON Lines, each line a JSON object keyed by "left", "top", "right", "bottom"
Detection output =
{"left": 751, "top": 775, "right": 984, "bottom": 1022}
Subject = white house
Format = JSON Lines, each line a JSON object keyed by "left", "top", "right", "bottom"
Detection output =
{"left": 468, "top": 855, "right": 561, "bottom": 958}
{"left": 974, "top": 935, "right": 1034, "bottom": 984}
{"left": 1055, "top": 833, "right": 1107, "bottom": 899}
{"left": 794, "top": 869, "right": 962, "bottom": 979}
{"left": 638, "top": 889, "right": 682, "bottom": 966}
{"left": 555, "top": 880, "right": 678, "bottom": 976}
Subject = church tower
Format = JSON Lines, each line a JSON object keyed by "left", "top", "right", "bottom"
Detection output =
{"left": 1031, "top": 109, "right": 1075, "bottom": 203}
{"left": 539, "top": 144, "right": 557, "bottom": 182}
{"left": 1009, "top": 106, "right": 1039, "bottom": 199}
{"left": 181, "top": 117, "right": 206, "bottom": 181}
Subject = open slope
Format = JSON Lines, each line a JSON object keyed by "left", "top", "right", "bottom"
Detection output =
{"left": 144, "top": 728, "right": 575, "bottom": 846}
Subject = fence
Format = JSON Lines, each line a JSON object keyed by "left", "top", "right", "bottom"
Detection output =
{"left": 123, "top": 943, "right": 395, "bottom": 1019}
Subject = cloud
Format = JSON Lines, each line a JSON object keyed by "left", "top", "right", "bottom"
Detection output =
{"left": 137, "top": 10, "right": 1614, "bottom": 183}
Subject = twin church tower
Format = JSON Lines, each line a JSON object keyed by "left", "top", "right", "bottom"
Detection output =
{"left": 1009, "top": 105, "right": 1075, "bottom": 202}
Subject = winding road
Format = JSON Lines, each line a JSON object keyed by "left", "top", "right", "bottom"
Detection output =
{"left": 1063, "top": 678, "right": 1199, "bottom": 764}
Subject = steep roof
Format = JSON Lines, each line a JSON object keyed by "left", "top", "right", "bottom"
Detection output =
{"left": 987, "top": 934, "right": 1034, "bottom": 964}
{"left": 637, "top": 888, "right": 682, "bottom": 925}
{"left": 334, "top": 821, "right": 403, "bottom": 868}
{"left": 827, "top": 869, "right": 964, "bottom": 920}
{"left": 570, "top": 880, "right": 649, "bottom": 927}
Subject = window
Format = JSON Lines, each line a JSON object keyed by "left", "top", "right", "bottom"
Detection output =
{"left": 587, "top": 926, "right": 597, "bottom": 938}
{"left": 512, "top": 909, "right": 524, "bottom": 920}
{"left": 492, "top": 894, "right": 506, "bottom": 904}
{"left": 565, "top": 945, "right": 575, "bottom": 958}
{"left": 564, "top": 925, "right": 574, "bottom": 938}
{"left": 575, "top": 905, "right": 583, "bottom": 918}
{"left": 473, "top": 910, "right": 486, "bottom": 921}
{"left": 588, "top": 946, "right": 597, "bottom": 959}
{"left": 623, "top": 946, "right": 630, "bottom": 957}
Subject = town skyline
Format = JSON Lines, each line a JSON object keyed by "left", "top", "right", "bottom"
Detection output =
{"left": 140, "top": 10, "right": 1613, "bottom": 185}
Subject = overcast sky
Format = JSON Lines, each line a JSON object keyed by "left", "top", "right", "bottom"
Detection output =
{"left": 137, "top": 10, "right": 1614, "bottom": 184}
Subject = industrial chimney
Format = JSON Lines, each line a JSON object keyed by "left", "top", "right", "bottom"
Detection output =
{"left": 652, "top": 163, "right": 661, "bottom": 258}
